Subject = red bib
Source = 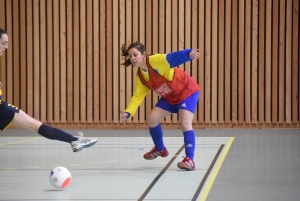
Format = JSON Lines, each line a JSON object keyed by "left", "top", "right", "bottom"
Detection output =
{"left": 137, "top": 58, "right": 199, "bottom": 104}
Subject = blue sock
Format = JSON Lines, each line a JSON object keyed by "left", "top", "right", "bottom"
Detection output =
{"left": 183, "top": 130, "right": 195, "bottom": 159}
{"left": 38, "top": 124, "right": 77, "bottom": 143}
{"left": 149, "top": 124, "right": 165, "bottom": 151}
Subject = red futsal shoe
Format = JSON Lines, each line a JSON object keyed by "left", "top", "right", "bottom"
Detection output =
{"left": 143, "top": 146, "right": 169, "bottom": 160}
{"left": 177, "top": 156, "right": 196, "bottom": 171}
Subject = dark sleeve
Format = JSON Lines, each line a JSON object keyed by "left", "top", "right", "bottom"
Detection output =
{"left": 165, "top": 49, "right": 193, "bottom": 68}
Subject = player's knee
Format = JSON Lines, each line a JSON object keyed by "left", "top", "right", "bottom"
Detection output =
{"left": 180, "top": 120, "right": 192, "bottom": 131}
{"left": 146, "top": 115, "right": 159, "bottom": 127}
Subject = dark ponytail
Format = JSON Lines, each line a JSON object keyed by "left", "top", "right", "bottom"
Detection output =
{"left": 121, "top": 43, "right": 132, "bottom": 67}
{"left": 121, "top": 42, "right": 146, "bottom": 67}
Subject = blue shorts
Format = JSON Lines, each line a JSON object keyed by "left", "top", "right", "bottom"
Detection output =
{"left": 155, "top": 91, "right": 199, "bottom": 114}
{"left": 0, "top": 101, "right": 20, "bottom": 131}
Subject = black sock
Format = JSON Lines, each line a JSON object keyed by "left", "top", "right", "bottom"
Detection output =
{"left": 38, "top": 124, "right": 78, "bottom": 143}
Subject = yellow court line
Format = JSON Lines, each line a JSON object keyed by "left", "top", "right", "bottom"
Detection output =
{"left": 0, "top": 137, "right": 41, "bottom": 146}
{"left": 199, "top": 137, "right": 235, "bottom": 201}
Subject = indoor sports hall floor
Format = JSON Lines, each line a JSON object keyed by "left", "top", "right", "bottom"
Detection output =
{"left": 0, "top": 129, "right": 299, "bottom": 201}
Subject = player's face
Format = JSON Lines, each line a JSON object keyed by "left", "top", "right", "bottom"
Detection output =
{"left": 128, "top": 47, "right": 146, "bottom": 67}
{"left": 0, "top": 34, "right": 9, "bottom": 56}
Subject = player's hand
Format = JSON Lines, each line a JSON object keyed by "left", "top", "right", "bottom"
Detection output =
{"left": 189, "top": 49, "right": 200, "bottom": 59}
{"left": 120, "top": 112, "right": 129, "bottom": 123}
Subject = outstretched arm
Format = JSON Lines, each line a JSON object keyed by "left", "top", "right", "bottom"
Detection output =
{"left": 166, "top": 49, "right": 200, "bottom": 67}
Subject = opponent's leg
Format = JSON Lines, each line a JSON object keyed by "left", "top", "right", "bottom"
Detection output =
{"left": 143, "top": 106, "right": 171, "bottom": 160}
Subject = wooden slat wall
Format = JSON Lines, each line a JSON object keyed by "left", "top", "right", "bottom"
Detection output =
{"left": 0, "top": 0, "right": 299, "bottom": 128}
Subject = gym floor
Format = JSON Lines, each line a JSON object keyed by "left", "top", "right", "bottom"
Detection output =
{"left": 0, "top": 128, "right": 299, "bottom": 201}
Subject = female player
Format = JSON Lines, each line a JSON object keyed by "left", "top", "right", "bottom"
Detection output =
{"left": 0, "top": 28, "right": 97, "bottom": 152}
{"left": 120, "top": 42, "right": 200, "bottom": 171}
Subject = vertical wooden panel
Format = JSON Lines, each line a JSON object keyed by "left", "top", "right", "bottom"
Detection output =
{"left": 278, "top": 0, "right": 286, "bottom": 123}
{"left": 218, "top": 0, "right": 225, "bottom": 123}
{"left": 265, "top": 0, "right": 272, "bottom": 124}
{"left": 119, "top": 0, "right": 125, "bottom": 124}
{"left": 272, "top": 0, "right": 279, "bottom": 123}
{"left": 60, "top": 0, "right": 67, "bottom": 123}
{"left": 205, "top": 0, "right": 211, "bottom": 123}
{"left": 19, "top": 0, "right": 26, "bottom": 111}
{"left": 251, "top": 0, "right": 258, "bottom": 123}
{"left": 66, "top": 0, "right": 73, "bottom": 123}
{"left": 40, "top": 0, "right": 46, "bottom": 122}
{"left": 198, "top": 0, "right": 205, "bottom": 124}
{"left": 112, "top": 0, "right": 119, "bottom": 123}
{"left": 79, "top": 0, "right": 86, "bottom": 123}
{"left": 33, "top": 0, "right": 40, "bottom": 119}
{"left": 238, "top": 0, "right": 245, "bottom": 124}
{"left": 93, "top": 0, "right": 99, "bottom": 123}
{"left": 245, "top": 0, "right": 252, "bottom": 123}
{"left": 285, "top": 0, "right": 292, "bottom": 124}
{"left": 53, "top": 0, "right": 60, "bottom": 123}
{"left": 224, "top": 0, "right": 231, "bottom": 124}
{"left": 211, "top": 0, "right": 218, "bottom": 124}
{"left": 86, "top": 0, "right": 93, "bottom": 123}
{"left": 73, "top": 0, "right": 80, "bottom": 123}
{"left": 258, "top": 0, "right": 265, "bottom": 123}
{"left": 99, "top": 0, "right": 106, "bottom": 123}
{"left": 178, "top": 0, "right": 184, "bottom": 51}
{"left": 12, "top": 0, "right": 19, "bottom": 108}
{"left": 185, "top": 0, "right": 191, "bottom": 76}
{"left": 132, "top": 0, "right": 138, "bottom": 42}
{"left": 106, "top": 0, "right": 113, "bottom": 123}
{"left": 292, "top": 0, "right": 299, "bottom": 123}
{"left": 231, "top": 0, "right": 238, "bottom": 123}
{"left": 46, "top": 0, "right": 53, "bottom": 122}
{"left": 26, "top": 0, "right": 33, "bottom": 116}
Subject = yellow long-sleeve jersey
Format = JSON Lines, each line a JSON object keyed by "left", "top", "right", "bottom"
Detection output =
{"left": 124, "top": 54, "right": 175, "bottom": 118}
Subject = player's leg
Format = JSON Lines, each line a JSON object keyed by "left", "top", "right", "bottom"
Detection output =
{"left": 177, "top": 91, "right": 199, "bottom": 170}
{"left": 12, "top": 110, "right": 76, "bottom": 142}
{"left": 143, "top": 100, "right": 173, "bottom": 160}
{"left": 9, "top": 105, "right": 98, "bottom": 152}
{"left": 12, "top": 110, "right": 43, "bottom": 131}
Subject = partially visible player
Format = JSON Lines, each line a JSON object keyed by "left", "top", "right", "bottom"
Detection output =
{"left": 120, "top": 42, "right": 200, "bottom": 170}
{"left": 0, "top": 28, "right": 97, "bottom": 152}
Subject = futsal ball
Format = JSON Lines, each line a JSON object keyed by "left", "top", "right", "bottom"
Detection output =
{"left": 49, "top": 166, "right": 71, "bottom": 188}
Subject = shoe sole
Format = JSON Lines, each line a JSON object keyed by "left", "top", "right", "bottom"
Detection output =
{"left": 143, "top": 154, "right": 169, "bottom": 160}
{"left": 177, "top": 163, "right": 196, "bottom": 171}
{"left": 73, "top": 139, "right": 98, "bottom": 152}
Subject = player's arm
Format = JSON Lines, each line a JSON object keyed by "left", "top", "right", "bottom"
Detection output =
{"left": 123, "top": 74, "right": 149, "bottom": 119}
{"left": 148, "top": 49, "right": 199, "bottom": 73}
{"left": 166, "top": 49, "right": 200, "bottom": 67}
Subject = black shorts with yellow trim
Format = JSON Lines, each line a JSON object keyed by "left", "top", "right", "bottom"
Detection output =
{"left": 0, "top": 100, "right": 21, "bottom": 131}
